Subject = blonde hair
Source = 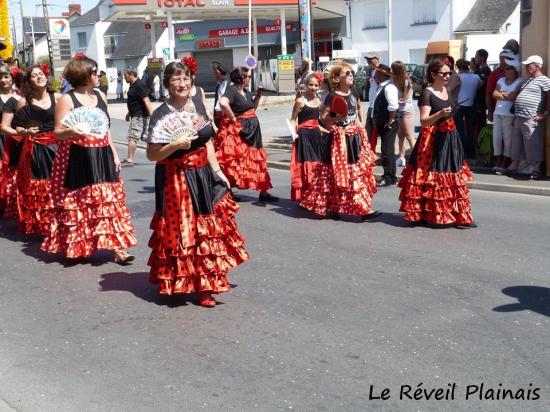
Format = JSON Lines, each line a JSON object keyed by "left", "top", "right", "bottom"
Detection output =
{"left": 328, "top": 63, "right": 353, "bottom": 90}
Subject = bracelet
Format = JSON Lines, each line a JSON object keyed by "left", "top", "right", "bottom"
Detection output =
{"left": 213, "top": 168, "right": 221, "bottom": 174}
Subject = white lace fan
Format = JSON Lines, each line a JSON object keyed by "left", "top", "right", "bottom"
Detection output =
{"left": 61, "top": 106, "right": 109, "bottom": 138}
{"left": 150, "top": 110, "right": 208, "bottom": 144}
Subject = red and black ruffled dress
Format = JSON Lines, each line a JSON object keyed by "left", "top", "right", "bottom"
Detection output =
{"left": 13, "top": 93, "right": 58, "bottom": 234}
{"left": 299, "top": 91, "right": 378, "bottom": 216}
{"left": 290, "top": 103, "right": 332, "bottom": 201}
{"left": 0, "top": 96, "right": 20, "bottom": 218}
{"left": 41, "top": 90, "right": 137, "bottom": 258}
{"left": 398, "top": 88, "right": 474, "bottom": 225}
{"left": 146, "top": 101, "right": 249, "bottom": 295}
{"left": 215, "top": 85, "right": 272, "bottom": 191}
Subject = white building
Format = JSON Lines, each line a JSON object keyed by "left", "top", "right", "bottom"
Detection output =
{"left": 350, "top": 0, "right": 520, "bottom": 65}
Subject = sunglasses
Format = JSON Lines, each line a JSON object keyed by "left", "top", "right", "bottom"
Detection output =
{"left": 437, "top": 71, "right": 452, "bottom": 77}
{"left": 243, "top": 74, "right": 252, "bottom": 78}
{"left": 341, "top": 70, "right": 355, "bottom": 77}
{"left": 91, "top": 69, "right": 98, "bottom": 75}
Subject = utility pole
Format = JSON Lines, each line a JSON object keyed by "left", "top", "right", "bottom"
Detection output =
{"left": 11, "top": 15, "right": 17, "bottom": 59}
{"left": 19, "top": 0, "right": 26, "bottom": 64}
{"left": 41, "top": 0, "right": 55, "bottom": 75}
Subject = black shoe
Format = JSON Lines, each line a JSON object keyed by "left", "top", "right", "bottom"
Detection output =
{"left": 258, "top": 192, "right": 279, "bottom": 202}
{"left": 377, "top": 179, "right": 393, "bottom": 187}
{"left": 455, "top": 222, "right": 478, "bottom": 229}
{"left": 232, "top": 194, "right": 242, "bottom": 202}
{"left": 361, "top": 210, "right": 382, "bottom": 221}
{"left": 328, "top": 212, "right": 341, "bottom": 220}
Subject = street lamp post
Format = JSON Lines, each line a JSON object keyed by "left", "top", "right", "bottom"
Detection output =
{"left": 330, "top": 33, "right": 334, "bottom": 58}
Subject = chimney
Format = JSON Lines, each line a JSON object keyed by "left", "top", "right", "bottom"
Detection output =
{"left": 68, "top": 4, "right": 82, "bottom": 16}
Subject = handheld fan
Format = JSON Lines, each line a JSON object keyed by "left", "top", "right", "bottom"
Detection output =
{"left": 332, "top": 95, "right": 348, "bottom": 117}
{"left": 61, "top": 106, "right": 109, "bottom": 138}
{"left": 151, "top": 110, "right": 207, "bottom": 144}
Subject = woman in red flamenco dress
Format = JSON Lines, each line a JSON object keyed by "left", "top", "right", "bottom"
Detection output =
{"left": 0, "top": 65, "right": 21, "bottom": 218}
{"left": 299, "top": 63, "right": 381, "bottom": 220}
{"left": 289, "top": 71, "right": 332, "bottom": 201}
{"left": 216, "top": 67, "right": 278, "bottom": 202}
{"left": 10, "top": 65, "right": 60, "bottom": 235}
{"left": 146, "top": 61, "right": 249, "bottom": 307}
{"left": 41, "top": 55, "right": 137, "bottom": 262}
{"left": 398, "top": 58, "right": 476, "bottom": 228}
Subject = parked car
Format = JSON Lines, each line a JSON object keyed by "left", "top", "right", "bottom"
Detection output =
{"left": 405, "top": 63, "right": 417, "bottom": 76}
{"left": 410, "top": 64, "right": 427, "bottom": 99}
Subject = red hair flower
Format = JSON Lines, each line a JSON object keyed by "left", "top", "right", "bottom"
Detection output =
{"left": 181, "top": 56, "right": 198, "bottom": 75}
{"left": 10, "top": 66, "right": 21, "bottom": 79}
{"left": 314, "top": 71, "right": 324, "bottom": 83}
{"left": 74, "top": 52, "right": 86, "bottom": 60}
{"left": 39, "top": 63, "right": 51, "bottom": 77}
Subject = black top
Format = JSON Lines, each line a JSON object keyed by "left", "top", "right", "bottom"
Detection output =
{"left": 297, "top": 103, "right": 320, "bottom": 124}
{"left": 475, "top": 66, "right": 491, "bottom": 110}
{"left": 0, "top": 95, "right": 17, "bottom": 115}
{"left": 418, "top": 88, "right": 454, "bottom": 123}
{"left": 191, "top": 87, "right": 208, "bottom": 117}
{"left": 372, "top": 84, "right": 391, "bottom": 129}
{"left": 325, "top": 90, "right": 359, "bottom": 127}
{"left": 127, "top": 78, "right": 149, "bottom": 117}
{"left": 147, "top": 103, "right": 213, "bottom": 157}
{"left": 69, "top": 90, "right": 110, "bottom": 124}
{"left": 14, "top": 93, "right": 56, "bottom": 132}
{"left": 223, "top": 86, "right": 255, "bottom": 114}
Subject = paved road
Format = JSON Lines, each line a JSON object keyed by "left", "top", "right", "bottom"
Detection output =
{"left": 0, "top": 145, "right": 549, "bottom": 411}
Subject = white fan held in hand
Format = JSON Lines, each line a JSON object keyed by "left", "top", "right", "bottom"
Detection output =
{"left": 151, "top": 110, "right": 207, "bottom": 144}
{"left": 61, "top": 106, "right": 110, "bottom": 138}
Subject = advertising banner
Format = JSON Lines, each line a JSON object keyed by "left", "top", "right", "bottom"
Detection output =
{"left": 49, "top": 18, "right": 70, "bottom": 40}
{"left": 298, "top": 0, "right": 311, "bottom": 61}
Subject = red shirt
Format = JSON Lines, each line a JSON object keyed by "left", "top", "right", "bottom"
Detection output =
{"left": 486, "top": 66, "right": 506, "bottom": 113}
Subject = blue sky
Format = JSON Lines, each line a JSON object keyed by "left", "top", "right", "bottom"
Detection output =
{"left": 8, "top": 0, "right": 99, "bottom": 44}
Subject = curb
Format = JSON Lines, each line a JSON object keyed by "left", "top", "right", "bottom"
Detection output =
{"left": 114, "top": 140, "right": 550, "bottom": 197}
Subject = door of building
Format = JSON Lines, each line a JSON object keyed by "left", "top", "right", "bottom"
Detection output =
{"left": 193, "top": 50, "right": 233, "bottom": 93}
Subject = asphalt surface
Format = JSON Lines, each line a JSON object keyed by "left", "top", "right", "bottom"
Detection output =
{"left": 0, "top": 145, "right": 549, "bottom": 411}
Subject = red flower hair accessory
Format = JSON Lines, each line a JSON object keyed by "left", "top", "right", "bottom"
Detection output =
{"left": 39, "top": 63, "right": 50, "bottom": 77}
{"left": 181, "top": 56, "right": 198, "bottom": 75}
{"left": 314, "top": 71, "right": 324, "bottom": 83}
{"left": 74, "top": 52, "right": 86, "bottom": 60}
{"left": 10, "top": 66, "right": 21, "bottom": 79}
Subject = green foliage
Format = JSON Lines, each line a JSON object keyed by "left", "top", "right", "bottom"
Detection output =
{"left": 36, "top": 55, "right": 50, "bottom": 65}
{"left": 49, "top": 76, "right": 61, "bottom": 93}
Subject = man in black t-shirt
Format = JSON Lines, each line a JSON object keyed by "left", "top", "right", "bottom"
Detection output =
{"left": 122, "top": 67, "right": 153, "bottom": 167}
{"left": 473, "top": 49, "right": 491, "bottom": 152}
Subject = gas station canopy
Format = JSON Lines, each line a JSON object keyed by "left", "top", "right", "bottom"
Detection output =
{"left": 106, "top": 0, "right": 346, "bottom": 22}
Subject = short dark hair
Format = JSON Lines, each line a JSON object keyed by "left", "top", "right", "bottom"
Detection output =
{"left": 124, "top": 66, "right": 138, "bottom": 77}
{"left": 456, "top": 58, "right": 470, "bottom": 72}
{"left": 229, "top": 67, "right": 249, "bottom": 85}
{"left": 162, "top": 62, "right": 191, "bottom": 89}
{"left": 426, "top": 58, "right": 448, "bottom": 84}
{"left": 476, "top": 49, "right": 489, "bottom": 62}
{"left": 63, "top": 56, "right": 97, "bottom": 88}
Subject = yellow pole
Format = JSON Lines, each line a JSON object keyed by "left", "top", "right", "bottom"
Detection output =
{"left": 0, "top": 0, "right": 13, "bottom": 60}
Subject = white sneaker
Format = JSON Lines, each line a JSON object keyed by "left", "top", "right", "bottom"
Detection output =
{"left": 396, "top": 158, "right": 406, "bottom": 167}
